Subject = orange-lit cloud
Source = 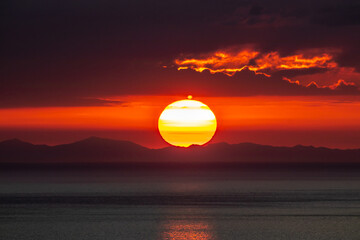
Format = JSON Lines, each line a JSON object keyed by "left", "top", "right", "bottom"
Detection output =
{"left": 175, "top": 48, "right": 338, "bottom": 77}
{"left": 328, "top": 79, "right": 357, "bottom": 90}
{"left": 283, "top": 77, "right": 301, "bottom": 85}
{"left": 285, "top": 78, "right": 357, "bottom": 91}
{"left": 253, "top": 52, "right": 337, "bottom": 71}
{"left": 173, "top": 47, "right": 360, "bottom": 92}
{"left": 175, "top": 49, "right": 259, "bottom": 76}
{"left": 292, "top": 67, "right": 360, "bottom": 87}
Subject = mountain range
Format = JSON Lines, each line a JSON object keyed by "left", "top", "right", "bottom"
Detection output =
{"left": 0, "top": 137, "right": 359, "bottom": 169}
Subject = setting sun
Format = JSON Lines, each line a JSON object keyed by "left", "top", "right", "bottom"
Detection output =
{"left": 158, "top": 96, "right": 217, "bottom": 147}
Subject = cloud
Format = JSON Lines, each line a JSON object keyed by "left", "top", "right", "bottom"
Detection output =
{"left": 174, "top": 47, "right": 338, "bottom": 77}
{"left": 329, "top": 79, "right": 358, "bottom": 91}
{"left": 175, "top": 48, "right": 259, "bottom": 76}
{"left": 173, "top": 46, "right": 360, "bottom": 94}
{"left": 0, "top": 95, "right": 124, "bottom": 108}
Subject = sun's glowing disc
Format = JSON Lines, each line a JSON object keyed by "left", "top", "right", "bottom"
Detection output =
{"left": 158, "top": 98, "right": 217, "bottom": 147}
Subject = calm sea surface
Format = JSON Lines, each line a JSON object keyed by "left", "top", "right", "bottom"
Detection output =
{"left": 1, "top": 170, "right": 359, "bottom": 240}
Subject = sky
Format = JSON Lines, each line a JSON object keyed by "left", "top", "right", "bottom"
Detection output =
{"left": 1, "top": 0, "right": 360, "bottom": 148}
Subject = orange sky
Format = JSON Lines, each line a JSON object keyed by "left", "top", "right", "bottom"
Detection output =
{"left": 1, "top": 95, "right": 360, "bottom": 148}
{"left": 1, "top": 95, "right": 360, "bottom": 130}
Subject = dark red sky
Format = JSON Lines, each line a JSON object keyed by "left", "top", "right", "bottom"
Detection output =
{"left": 1, "top": 0, "right": 360, "bottom": 148}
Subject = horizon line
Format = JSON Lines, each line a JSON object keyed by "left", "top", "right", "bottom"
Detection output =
{"left": 1, "top": 136, "right": 359, "bottom": 151}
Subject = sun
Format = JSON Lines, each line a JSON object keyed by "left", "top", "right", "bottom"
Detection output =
{"left": 158, "top": 96, "right": 217, "bottom": 147}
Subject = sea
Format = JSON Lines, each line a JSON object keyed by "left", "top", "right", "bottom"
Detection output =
{"left": 0, "top": 169, "right": 359, "bottom": 240}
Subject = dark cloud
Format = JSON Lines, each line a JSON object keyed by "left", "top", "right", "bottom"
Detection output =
{"left": 0, "top": 94, "right": 123, "bottom": 108}
{"left": 1, "top": 0, "right": 360, "bottom": 107}
{"left": 272, "top": 68, "right": 330, "bottom": 79}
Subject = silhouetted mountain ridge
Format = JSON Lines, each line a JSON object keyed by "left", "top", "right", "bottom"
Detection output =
{"left": 0, "top": 137, "right": 359, "bottom": 165}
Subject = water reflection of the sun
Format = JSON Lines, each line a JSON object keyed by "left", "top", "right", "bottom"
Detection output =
{"left": 161, "top": 220, "right": 213, "bottom": 240}
{"left": 159, "top": 181, "right": 216, "bottom": 240}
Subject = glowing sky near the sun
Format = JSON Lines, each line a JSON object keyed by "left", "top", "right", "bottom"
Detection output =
{"left": 1, "top": 95, "right": 360, "bottom": 148}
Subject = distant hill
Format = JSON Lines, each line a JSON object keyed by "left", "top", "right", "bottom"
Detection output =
{"left": 0, "top": 137, "right": 359, "bottom": 169}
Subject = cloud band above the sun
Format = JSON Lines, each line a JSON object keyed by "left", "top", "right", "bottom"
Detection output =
{"left": 172, "top": 47, "right": 360, "bottom": 94}
{"left": 174, "top": 47, "right": 338, "bottom": 78}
